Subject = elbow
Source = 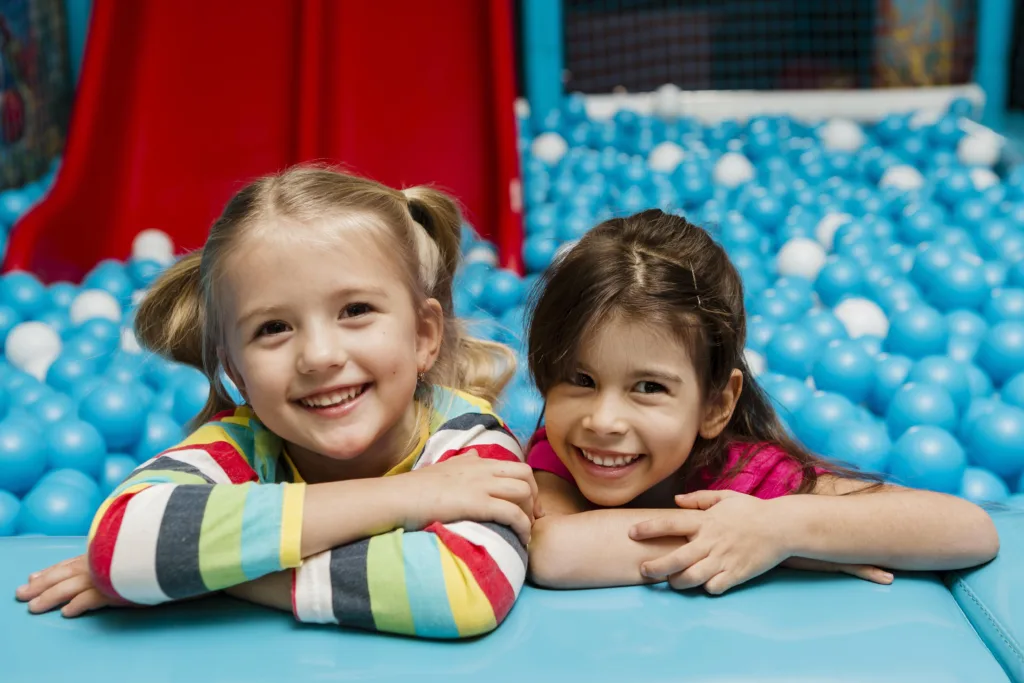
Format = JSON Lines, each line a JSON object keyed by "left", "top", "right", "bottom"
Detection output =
{"left": 526, "top": 516, "right": 573, "bottom": 588}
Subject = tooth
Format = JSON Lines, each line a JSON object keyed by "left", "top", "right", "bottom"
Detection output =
{"left": 614, "top": 456, "right": 625, "bottom": 466}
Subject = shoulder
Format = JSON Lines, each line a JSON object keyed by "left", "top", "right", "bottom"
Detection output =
{"left": 700, "top": 442, "right": 806, "bottom": 499}
{"left": 415, "top": 387, "right": 523, "bottom": 468}
{"left": 167, "top": 406, "right": 281, "bottom": 474}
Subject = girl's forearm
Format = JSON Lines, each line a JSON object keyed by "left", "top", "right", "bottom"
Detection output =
{"left": 776, "top": 490, "right": 999, "bottom": 570}
{"left": 529, "top": 510, "right": 680, "bottom": 588}
{"left": 301, "top": 478, "right": 405, "bottom": 557}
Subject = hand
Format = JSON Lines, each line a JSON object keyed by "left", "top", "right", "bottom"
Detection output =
{"left": 15, "top": 554, "right": 127, "bottom": 617}
{"left": 394, "top": 451, "right": 538, "bottom": 545}
{"left": 629, "top": 489, "right": 791, "bottom": 595}
{"left": 781, "top": 557, "right": 894, "bottom": 585}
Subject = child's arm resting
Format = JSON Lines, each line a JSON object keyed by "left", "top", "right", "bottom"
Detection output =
{"left": 777, "top": 477, "right": 1000, "bottom": 570}
{"left": 290, "top": 415, "right": 529, "bottom": 638}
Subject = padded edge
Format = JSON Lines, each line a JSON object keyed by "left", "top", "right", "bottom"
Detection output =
{"left": 947, "top": 510, "right": 1024, "bottom": 683}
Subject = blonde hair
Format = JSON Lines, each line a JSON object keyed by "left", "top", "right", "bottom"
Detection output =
{"left": 135, "top": 165, "right": 515, "bottom": 428}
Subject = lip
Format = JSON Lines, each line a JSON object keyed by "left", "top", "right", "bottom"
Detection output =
{"left": 292, "top": 382, "right": 371, "bottom": 418}
{"left": 572, "top": 445, "right": 645, "bottom": 480}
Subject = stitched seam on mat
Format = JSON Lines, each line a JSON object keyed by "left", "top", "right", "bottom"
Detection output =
{"left": 952, "top": 574, "right": 1024, "bottom": 666}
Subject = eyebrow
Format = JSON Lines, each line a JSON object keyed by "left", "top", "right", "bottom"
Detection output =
{"left": 235, "top": 285, "right": 388, "bottom": 328}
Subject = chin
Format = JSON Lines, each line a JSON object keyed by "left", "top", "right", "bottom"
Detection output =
{"left": 577, "top": 482, "right": 639, "bottom": 509}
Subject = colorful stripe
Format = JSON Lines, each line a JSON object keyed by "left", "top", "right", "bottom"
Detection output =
{"left": 437, "top": 541, "right": 497, "bottom": 636}
{"left": 365, "top": 532, "right": 415, "bottom": 635}
{"left": 108, "top": 485, "right": 174, "bottom": 604}
{"left": 154, "top": 486, "right": 212, "bottom": 598}
{"left": 329, "top": 537, "right": 374, "bottom": 631}
{"left": 429, "top": 522, "right": 516, "bottom": 622}
{"left": 401, "top": 532, "right": 461, "bottom": 638}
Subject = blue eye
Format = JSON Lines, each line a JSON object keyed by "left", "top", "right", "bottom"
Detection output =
{"left": 635, "top": 381, "right": 667, "bottom": 394}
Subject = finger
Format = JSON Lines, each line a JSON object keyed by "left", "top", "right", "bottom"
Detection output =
{"left": 840, "top": 564, "right": 894, "bottom": 584}
{"left": 667, "top": 556, "right": 721, "bottom": 591}
{"left": 640, "top": 542, "right": 710, "bottom": 580}
{"left": 27, "top": 574, "right": 94, "bottom": 614}
{"left": 630, "top": 512, "right": 702, "bottom": 541}
{"left": 61, "top": 589, "right": 112, "bottom": 618}
{"left": 703, "top": 570, "right": 741, "bottom": 595}
{"left": 673, "top": 490, "right": 736, "bottom": 510}
{"left": 489, "top": 479, "right": 535, "bottom": 522}
{"left": 490, "top": 500, "right": 532, "bottom": 546}
{"left": 17, "top": 561, "right": 80, "bottom": 601}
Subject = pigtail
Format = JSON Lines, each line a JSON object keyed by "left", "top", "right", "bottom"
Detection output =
{"left": 403, "top": 185, "right": 516, "bottom": 404}
{"left": 134, "top": 251, "right": 235, "bottom": 428}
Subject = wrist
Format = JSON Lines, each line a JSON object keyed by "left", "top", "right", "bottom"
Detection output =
{"left": 768, "top": 495, "right": 813, "bottom": 560}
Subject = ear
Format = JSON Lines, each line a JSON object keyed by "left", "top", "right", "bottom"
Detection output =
{"left": 699, "top": 368, "right": 743, "bottom": 440}
{"left": 415, "top": 298, "right": 444, "bottom": 374}
{"left": 219, "top": 348, "right": 248, "bottom": 403}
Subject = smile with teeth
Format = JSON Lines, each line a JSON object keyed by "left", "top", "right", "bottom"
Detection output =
{"left": 579, "top": 448, "right": 643, "bottom": 468}
{"left": 297, "top": 384, "right": 368, "bottom": 408}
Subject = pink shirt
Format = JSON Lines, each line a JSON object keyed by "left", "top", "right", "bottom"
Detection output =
{"left": 526, "top": 429, "right": 815, "bottom": 499}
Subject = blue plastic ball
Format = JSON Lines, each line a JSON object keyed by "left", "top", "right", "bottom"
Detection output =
{"left": 1002, "top": 373, "right": 1024, "bottom": 410}
{"left": 812, "top": 340, "right": 874, "bottom": 403}
{"left": 984, "top": 288, "right": 1024, "bottom": 324}
{"left": 480, "top": 269, "right": 525, "bottom": 316}
{"left": 814, "top": 256, "right": 864, "bottom": 307}
{"left": 46, "top": 281, "right": 77, "bottom": 310}
{"left": 761, "top": 374, "right": 812, "bottom": 423}
{"left": 946, "top": 309, "right": 988, "bottom": 339}
{"left": 965, "top": 364, "right": 994, "bottom": 400}
{"left": 976, "top": 321, "right": 1024, "bottom": 386}
{"left": 523, "top": 235, "right": 559, "bottom": 273}
{"left": 498, "top": 386, "right": 544, "bottom": 442}
{"left": 33, "top": 392, "right": 74, "bottom": 424}
{"left": 0, "top": 271, "right": 46, "bottom": 318}
{"left": 959, "top": 466, "right": 1010, "bottom": 504}
{"left": 889, "top": 426, "right": 966, "bottom": 493}
{"left": 171, "top": 368, "right": 211, "bottom": 427}
{"left": 765, "top": 324, "right": 823, "bottom": 378}
{"left": 907, "top": 355, "right": 971, "bottom": 412}
{"left": 885, "top": 305, "right": 948, "bottom": 358}
{"left": 801, "top": 309, "right": 847, "bottom": 344}
{"left": 83, "top": 262, "right": 134, "bottom": 307}
{"left": 46, "top": 353, "right": 98, "bottom": 394}
{"left": 78, "top": 380, "right": 148, "bottom": 450}
{"left": 824, "top": 422, "right": 891, "bottom": 474}
{"left": 0, "top": 418, "right": 46, "bottom": 495}
{"left": 794, "top": 392, "right": 857, "bottom": 455}
{"left": 868, "top": 354, "right": 914, "bottom": 415}
{"left": 134, "top": 412, "right": 184, "bottom": 463}
{"left": 885, "top": 382, "right": 958, "bottom": 439}
{"left": 0, "top": 489, "right": 18, "bottom": 536}
{"left": 127, "top": 258, "right": 164, "bottom": 289}
{"left": 45, "top": 419, "right": 107, "bottom": 478}
{"left": 964, "top": 404, "right": 1024, "bottom": 480}
{"left": 746, "top": 315, "right": 777, "bottom": 352}
{"left": 101, "top": 454, "right": 137, "bottom": 496}
{"left": 17, "top": 481, "right": 97, "bottom": 536}
{"left": 752, "top": 289, "right": 804, "bottom": 324}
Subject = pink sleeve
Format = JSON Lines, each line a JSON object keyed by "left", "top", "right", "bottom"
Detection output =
{"left": 703, "top": 443, "right": 820, "bottom": 499}
{"left": 525, "top": 428, "right": 574, "bottom": 482}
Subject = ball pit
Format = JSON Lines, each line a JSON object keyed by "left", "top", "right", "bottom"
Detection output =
{"left": 4, "top": 100, "right": 1024, "bottom": 531}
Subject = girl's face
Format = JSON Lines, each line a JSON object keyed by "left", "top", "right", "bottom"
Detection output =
{"left": 543, "top": 316, "right": 713, "bottom": 507}
{"left": 221, "top": 220, "right": 442, "bottom": 479}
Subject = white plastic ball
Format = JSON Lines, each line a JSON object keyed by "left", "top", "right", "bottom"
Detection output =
{"left": 879, "top": 164, "right": 925, "bottom": 192}
{"left": 744, "top": 348, "right": 766, "bottom": 377}
{"left": 653, "top": 83, "right": 681, "bottom": 120}
{"left": 712, "top": 152, "right": 755, "bottom": 189}
{"left": 70, "top": 289, "right": 122, "bottom": 324}
{"left": 531, "top": 132, "right": 569, "bottom": 165}
{"left": 121, "top": 327, "right": 142, "bottom": 354}
{"left": 970, "top": 167, "right": 999, "bottom": 191}
{"left": 131, "top": 229, "right": 175, "bottom": 264}
{"left": 833, "top": 297, "right": 890, "bottom": 339}
{"left": 6, "top": 321, "right": 61, "bottom": 380}
{"left": 815, "top": 212, "right": 853, "bottom": 252}
{"left": 131, "top": 289, "right": 148, "bottom": 306}
{"left": 819, "top": 118, "right": 866, "bottom": 152}
{"left": 776, "top": 238, "right": 828, "bottom": 280}
{"left": 648, "top": 141, "right": 686, "bottom": 173}
{"left": 957, "top": 130, "right": 1001, "bottom": 167}
{"left": 464, "top": 245, "right": 498, "bottom": 267}
{"left": 909, "top": 110, "right": 940, "bottom": 129}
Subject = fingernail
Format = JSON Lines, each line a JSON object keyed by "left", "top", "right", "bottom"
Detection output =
{"left": 29, "top": 572, "right": 39, "bottom": 580}
{"left": 883, "top": 572, "right": 894, "bottom": 581}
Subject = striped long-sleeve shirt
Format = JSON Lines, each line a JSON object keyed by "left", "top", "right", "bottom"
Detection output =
{"left": 87, "top": 386, "right": 527, "bottom": 638}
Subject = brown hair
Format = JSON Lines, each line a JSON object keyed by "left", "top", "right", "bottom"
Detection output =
{"left": 135, "top": 165, "right": 514, "bottom": 429}
{"left": 528, "top": 209, "right": 875, "bottom": 494}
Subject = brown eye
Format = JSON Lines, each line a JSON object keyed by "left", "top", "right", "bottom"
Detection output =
{"left": 571, "top": 372, "right": 595, "bottom": 388}
{"left": 635, "top": 381, "right": 667, "bottom": 394}
{"left": 256, "top": 321, "right": 289, "bottom": 338}
{"left": 341, "top": 303, "right": 373, "bottom": 318}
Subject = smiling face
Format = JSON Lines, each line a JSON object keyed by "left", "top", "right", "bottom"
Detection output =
{"left": 220, "top": 217, "right": 441, "bottom": 479}
{"left": 542, "top": 315, "right": 713, "bottom": 507}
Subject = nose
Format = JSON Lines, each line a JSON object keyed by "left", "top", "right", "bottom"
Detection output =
{"left": 582, "top": 390, "right": 628, "bottom": 436}
{"left": 295, "top": 324, "right": 347, "bottom": 375}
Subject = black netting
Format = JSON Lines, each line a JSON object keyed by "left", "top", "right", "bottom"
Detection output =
{"left": 0, "top": 0, "right": 73, "bottom": 189}
{"left": 562, "top": 0, "right": 976, "bottom": 93}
